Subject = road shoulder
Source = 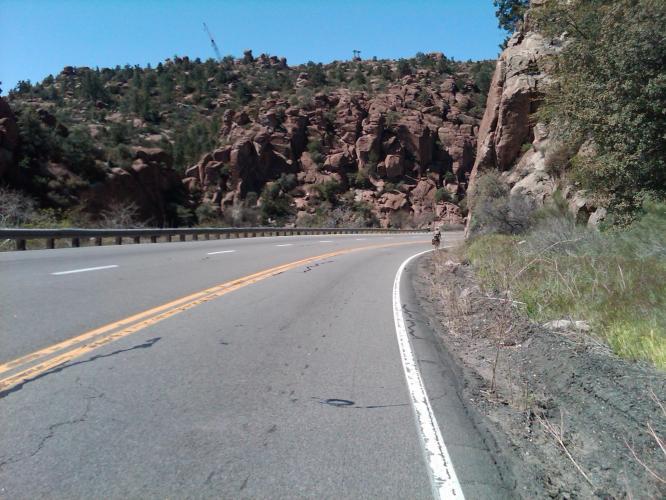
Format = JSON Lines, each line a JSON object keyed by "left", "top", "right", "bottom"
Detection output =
{"left": 398, "top": 250, "right": 516, "bottom": 499}
{"left": 410, "top": 251, "right": 666, "bottom": 499}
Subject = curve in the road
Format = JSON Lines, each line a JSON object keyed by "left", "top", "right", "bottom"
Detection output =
{"left": 0, "top": 239, "right": 426, "bottom": 396}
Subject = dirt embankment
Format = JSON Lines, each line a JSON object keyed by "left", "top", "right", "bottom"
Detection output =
{"left": 412, "top": 251, "right": 665, "bottom": 499}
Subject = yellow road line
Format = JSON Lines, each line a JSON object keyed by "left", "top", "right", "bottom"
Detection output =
{"left": 0, "top": 239, "right": 427, "bottom": 393}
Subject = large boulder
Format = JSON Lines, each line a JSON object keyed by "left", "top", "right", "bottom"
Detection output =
{"left": 355, "top": 134, "right": 379, "bottom": 169}
{"left": 324, "top": 151, "right": 354, "bottom": 171}
{"left": 131, "top": 146, "right": 172, "bottom": 167}
{"left": 381, "top": 154, "right": 404, "bottom": 178}
{"left": 379, "top": 191, "right": 408, "bottom": 212}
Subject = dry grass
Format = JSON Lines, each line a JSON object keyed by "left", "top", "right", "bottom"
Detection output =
{"left": 465, "top": 205, "right": 666, "bottom": 369}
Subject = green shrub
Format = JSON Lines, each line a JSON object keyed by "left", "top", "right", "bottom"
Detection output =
{"left": 306, "top": 138, "right": 324, "bottom": 166}
{"left": 195, "top": 203, "right": 221, "bottom": 226}
{"left": 313, "top": 180, "right": 343, "bottom": 204}
{"left": 534, "top": 0, "right": 666, "bottom": 223}
{"left": 396, "top": 59, "right": 412, "bottom": 77}
{"left": 260, "top": 182, "right": 294, "bottom": 223}
{"left": 468, "top": 170, "right": 535, "bottom": 235}
{"left": 434, "top": 188, "right": 451, "bottom": 203}
{"left": 277, "top": 173, "right": 298, "bottom": 192}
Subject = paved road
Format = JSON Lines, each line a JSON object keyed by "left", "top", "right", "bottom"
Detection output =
{"left": 0, "top": 232, "right": 508, "bottom": 498}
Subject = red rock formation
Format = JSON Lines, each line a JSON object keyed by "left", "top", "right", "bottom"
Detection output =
{"left": 184, "top": 80, "right": 480, "bottom": 227}
{"left": 83, "top": 147, "right": 181, "bottom": 226}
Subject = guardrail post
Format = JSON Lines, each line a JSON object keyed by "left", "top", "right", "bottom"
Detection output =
{"left": 193, "top": 234, "right": 198, "bottom": 241}
{"left": 179, "top": 234, "right": 186, "bottom": 242}
{"left": 16, "top": 239, "right": 26, "bottom": 251}
{"left": 205, "top": 233, "right": 210, "bottom": 240}
{"left": 133, "top": 236, "right": 140, "bottom": 244}
{"left": 72, "top": 237, "right": 80, "bottom": 248}
{"left": 115, "top": 236, "right": 122, "bottom": 245}
{"left": 166, "top": 235, "right": 172, "bottom": 242}
{"left": 46, "top": 238, "right": 55, "bottom": 249}
{"left": 150, "top": 235, "right": 157, "bottom": 243}
{"left": 215, "top": 233, "right": 221, "bottom": 240}
{"left": 95, "top": 237, "right": 102, "bottom": 246}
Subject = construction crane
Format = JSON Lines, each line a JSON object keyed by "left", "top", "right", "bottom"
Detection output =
{"left": 203, "top": 22, "right": 222, "bottom": 62}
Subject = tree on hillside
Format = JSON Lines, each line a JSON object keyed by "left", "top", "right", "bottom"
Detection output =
{"left": 397, "top": 59, "right": 412, "bottom": 77}
{"left": 80, "top": 70, "right": 109, "bottom": 102}
{"left": 306, "top": 62, "right": 327, "bottom": 87}
{"left": 494, "top": 0, "right": 529, "bottom": 33}
{"left": 352, "top": 66, "right": 367, "bottom": 85}
{"left": 535, "top": 0, "right": 666, "bottom": 223}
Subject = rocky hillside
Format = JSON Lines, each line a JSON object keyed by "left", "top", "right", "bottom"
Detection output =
{"left": 1, "top": 52, "right": 494, "bottom": 228}
{"left": 467, "top": 0, "right": 665, "bottom": 233}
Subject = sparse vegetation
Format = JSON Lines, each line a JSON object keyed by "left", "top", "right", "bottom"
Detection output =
{"left": 467, "top": 170, "right": 534, "bottom": 235}
{"left": 466, "top": 201, "right": 666, "bottom": 368}
{"left": 312, "top": 180, "right": 343, "bottom": 204}
{"left": 260, "top": 182, "right": 294, "bottom": 224}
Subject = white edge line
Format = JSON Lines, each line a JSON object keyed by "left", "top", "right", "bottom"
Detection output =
{"left": 393, "top": 248, "right": 464, "bottom": 500}
{"left": 207, "top": 250, "right": 236, "bottom": 255}
{"left": 275, "top": 244, "right": 293, "bottom": 247}
{"left": 51, "top": 265, "right": 119, "bottom": 276}
{"left": 319, "top": 240, "right": 333, "bottom": 243}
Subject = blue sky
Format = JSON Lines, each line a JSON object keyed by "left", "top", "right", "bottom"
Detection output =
{"left": 0, "top": 0, "right": 505, "bottom": 94}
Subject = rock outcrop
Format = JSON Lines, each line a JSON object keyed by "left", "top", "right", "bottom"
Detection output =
{"left": 466, "top": 13, "right": 605, "bottom": 233}
{"left": 468, "top": 29, "right": 559, "bottom": 184}
{"left": 184, "top": 78, "right": 479, "bottom": 227}
{"left": 82, "top": 147, "right": 182, "bottom": 226}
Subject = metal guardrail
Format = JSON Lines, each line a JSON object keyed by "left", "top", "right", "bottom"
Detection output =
{"left": 0, "top": 227, "right": 430, "bottom": 251}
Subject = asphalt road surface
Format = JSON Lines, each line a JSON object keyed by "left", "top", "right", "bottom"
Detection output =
{"left": 0, "top": 232, "right": 509, "bottom": 499}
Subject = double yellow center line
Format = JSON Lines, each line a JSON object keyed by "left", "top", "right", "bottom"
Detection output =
{"left": 0, "top": 239, "right": 426, "bottom": 394}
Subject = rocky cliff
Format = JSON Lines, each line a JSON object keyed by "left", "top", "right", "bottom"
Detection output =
{"left": 466, "top": 5, "right": 607, "bottom": 233}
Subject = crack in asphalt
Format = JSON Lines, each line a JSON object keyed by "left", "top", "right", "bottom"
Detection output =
{"left": 402, "top": 305, "right": 428, "bottom": 341}
{"left": 0, "top": 383, "right": 104, "bottom": 472}
{"left": 0, "top": 337, "right": 161, "bottom": 400}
